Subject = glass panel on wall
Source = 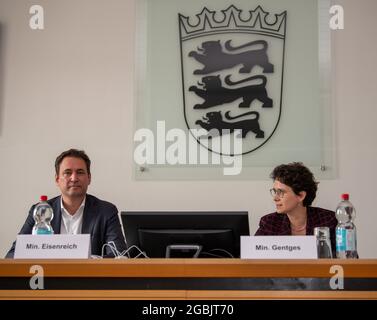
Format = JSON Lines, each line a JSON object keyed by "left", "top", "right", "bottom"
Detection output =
{"left": 133, "top": 0, "right": 335, "bottom": 180}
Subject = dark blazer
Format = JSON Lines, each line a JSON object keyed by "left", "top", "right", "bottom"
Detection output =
{"left": 255, "top": 207, "right": 337, "bottom": 254}
{"left": 5, "top": 194, "right": 127, "bottom": 258}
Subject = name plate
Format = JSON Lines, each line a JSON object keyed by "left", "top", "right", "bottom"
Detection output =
{"left": 241, "top": 236, "right": 317, "bottom": 259}
{"left": 14, "top": 234, "right": 91, "bottom": 259}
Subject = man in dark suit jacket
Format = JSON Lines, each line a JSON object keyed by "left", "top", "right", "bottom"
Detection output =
{"left": 6, "top": 149, "right": 127, "bottom": 258}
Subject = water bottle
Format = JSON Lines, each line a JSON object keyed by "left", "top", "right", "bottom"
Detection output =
{"left": 335, "top": 193, "right": 358, "bottom": 258}
{"left": 32, "top": 195, "right": 54, "bottom": 235}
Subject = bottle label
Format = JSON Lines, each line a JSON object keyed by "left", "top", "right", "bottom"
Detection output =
{"left": 336, "top": 228, "right": 346, "bottom": 251}
{"left": 36, "top": 228, "right": 53, "bottom": 235}
{"left": 336, "top": 228, "right": 356, "bottom": 251}
{"left": 346, "top": 229, "right": 356, "bottom": 251}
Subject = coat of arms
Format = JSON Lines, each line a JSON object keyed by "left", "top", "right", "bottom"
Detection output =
{"left": 179, "top": 5, "right": 287, "bottom": 155}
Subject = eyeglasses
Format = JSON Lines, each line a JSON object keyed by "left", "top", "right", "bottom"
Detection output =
{"left": 270, "top": 188, "right": 287, "bottom": 198}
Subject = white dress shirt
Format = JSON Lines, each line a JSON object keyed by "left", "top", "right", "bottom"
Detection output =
{"left": 60, "top": 197, "right": 85, "bottom": 235}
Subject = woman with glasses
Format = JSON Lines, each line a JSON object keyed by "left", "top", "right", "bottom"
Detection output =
{"left": 255, "top": 162, "right": 337, "bottom": 252}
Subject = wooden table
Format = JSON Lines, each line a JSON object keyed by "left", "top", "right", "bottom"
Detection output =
{"left": 1, "top": 259, "right": 376, "bottom": 299}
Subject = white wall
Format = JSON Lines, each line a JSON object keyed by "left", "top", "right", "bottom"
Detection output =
{"left": 0, "top": 0, "right": 376, "bottom": 258}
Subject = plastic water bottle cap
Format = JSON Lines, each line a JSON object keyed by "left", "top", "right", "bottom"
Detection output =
{"left": 341, "top": 193, "right": 349, "bottom": 200}
{"left": 40, "top": 195, "right": 48, "bottom": 201}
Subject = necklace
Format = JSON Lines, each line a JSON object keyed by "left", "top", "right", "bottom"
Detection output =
{"left": 291, "top": 224, "right": 306, "bottom": 232}
{"left": 291, "top": 221, "right": 307, "bottom": 232}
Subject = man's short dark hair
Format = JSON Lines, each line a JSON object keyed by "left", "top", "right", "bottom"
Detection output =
{"left": 270, "top": 162, "right": 318, "bottom": 207}
{"left": 55, "top": 149, "right": 91, "bottom": 175}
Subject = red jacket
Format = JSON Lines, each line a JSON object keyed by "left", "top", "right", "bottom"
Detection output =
{"left": 255, "top": 207, "right": 337, "bottom": 254}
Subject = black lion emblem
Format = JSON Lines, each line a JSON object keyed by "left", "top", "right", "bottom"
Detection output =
{"left": 189, "top": 40, "right": 274, "bottom": 74}
{"left": 189, "top": 75, "right": 273, "bottom": 109}
{"left": 195, "top": 111, "right": 264, "bottom": 138}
